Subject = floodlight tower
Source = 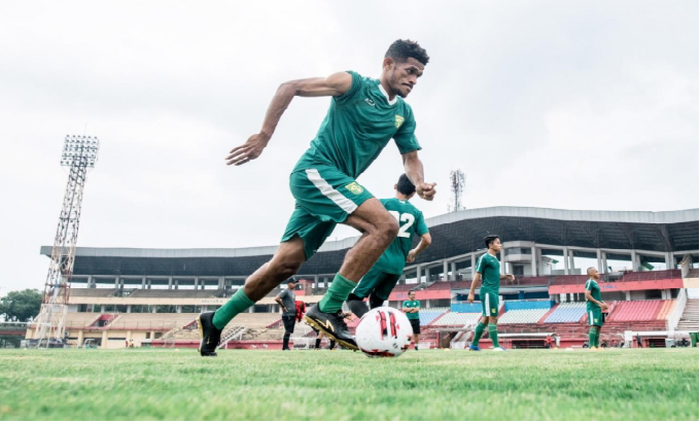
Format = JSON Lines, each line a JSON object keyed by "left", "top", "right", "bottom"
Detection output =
{"left": 33, "top": 135, "right": 99, "bottom": 347}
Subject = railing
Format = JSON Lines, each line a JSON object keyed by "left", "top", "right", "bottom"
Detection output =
{"left": 218, "top": 326, "right": 246, "bottom": 348}
{"left": 620, "top": 270, "right": 681, "bottom": 282}
{"left": 667, "top": 289, "right": 687, "bottom": 332}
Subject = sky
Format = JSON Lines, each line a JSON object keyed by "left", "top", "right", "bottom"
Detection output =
{"left": 0, "top": 1, "right": 697, "bottom": 294}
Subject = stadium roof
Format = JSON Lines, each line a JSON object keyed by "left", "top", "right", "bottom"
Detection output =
{"left": 41, "top": 207, "right": 699, "bottom": 277}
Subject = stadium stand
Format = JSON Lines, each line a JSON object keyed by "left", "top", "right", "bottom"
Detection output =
{"left": 418, "top": 307, "right": 450, "bottom": 326}
{"left": 606, "top": 300, "right": 669, "bottom": 322}
{"left": 70, "top": 288, "right": 118, "bottom": 297}
{"left": 676, "top": 299, "right": 699, "bottom": 331}
{"left": 431, "top": 312, "right": 481, "bottom": 326}
{"left": 498, "top": 308, "right": 550, "bottom": 324}
{"left": 544, "top": 302, "right": 587, "bottom": 323}
{"left": 129, "top": 289, "right": 218, "bottom": 298}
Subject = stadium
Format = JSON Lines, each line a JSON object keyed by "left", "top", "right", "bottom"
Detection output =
{"left": 26, "top": 206, "right": 699, "bottom": 351}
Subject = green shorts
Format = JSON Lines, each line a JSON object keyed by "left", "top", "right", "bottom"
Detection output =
{"left": 281, "top": 166, "right": 374, "bottom": 259}
{"left": 480, "top": 290, "right": 499, "bottom": 317}
{"left": 587, "top": 308, "right": 605, "bottom": 326}
{"left": 352, "top": 266, "right": 402, "bottom": 301}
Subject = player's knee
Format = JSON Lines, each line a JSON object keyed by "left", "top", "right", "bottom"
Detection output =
{"left": 270, "top": 260, "right": 302, "bottom": 280}
{"left": 377, "top": 216, "right": 399, "bottom": 243}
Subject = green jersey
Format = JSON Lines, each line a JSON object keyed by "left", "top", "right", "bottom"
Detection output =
{"left": 475, "top": 252, "right": 501, "bottom": 293}
{"left": 402, "top": 300, "right": 420, "bottom": 320}
{"left": 585, "top": 278, "right": 601, "bottom": 310}
{"left": 293, "top": 71, "right": 421, "bottom": 179}
{"left": 373, "top": 198, "right": 429, "bottom": 275}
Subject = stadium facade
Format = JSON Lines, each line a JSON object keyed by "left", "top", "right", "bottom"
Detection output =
{"left": 29, "top": 207, "right": 699, "bottom": 349}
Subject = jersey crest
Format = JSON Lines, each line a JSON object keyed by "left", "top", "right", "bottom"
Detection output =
{"left": 345, "top": 182, "right": 364, "bottom": 195}
{"left": 395, "top": 115, "right": 405, "bottom": 129}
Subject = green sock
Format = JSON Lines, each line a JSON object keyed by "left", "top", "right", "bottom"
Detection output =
{"left": 594, "top": 329, "right": 601, "bottom": 348}
{"left": 472, "top": 322, "right": 486, "bottom": 347}
{"left": 488, "top": 323, "right": 500, "bottom": 348}
{"left": 212, "top": 289, "right": 255, "bottom": 330}
{"left": 589, "top": 327, "right": 597, "bottom": 347}
{"left": 318, "top": 273, "right": 356, "bottom": 313}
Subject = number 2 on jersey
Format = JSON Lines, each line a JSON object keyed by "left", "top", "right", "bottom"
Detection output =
{"left": 388, "top": 211, "right": 415, "bottom": 238}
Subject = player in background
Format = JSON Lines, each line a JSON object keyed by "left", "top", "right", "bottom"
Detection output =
{"left": 197, "top": 39, "right": 436, "bottom": 356}
{"left": 402, "top": 290, "right": 422, "bottom": 350}
{"left": 467, "top": 235, "right": 515, "bottom": 351}
{"left": 346, "top": 174, "right": 431, "bottom": 318}
{"left": 584, "top": 267, "right": 608, "bottom": 350}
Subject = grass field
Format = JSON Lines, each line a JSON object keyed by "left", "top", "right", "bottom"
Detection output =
{"left": 0, "top": 347, "right": 697, "bottom": 421}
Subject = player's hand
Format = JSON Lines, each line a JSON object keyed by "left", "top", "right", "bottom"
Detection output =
{"left": 226, "top": 133, "right": 270, "bottom": 166}
{"left": 416, "top": 182, "right": 437, "bottom": 201}
{"left": 601, "top": 302, "right": 609, "bottom": 311}
{"left": 505, "top": 274, "right": 515, "bottom": 282}
{"left": 467, "top": 293, "right": 475, "bottom": 303}
{"left": 406, "top": 249, "right": 418, "bottom": 263}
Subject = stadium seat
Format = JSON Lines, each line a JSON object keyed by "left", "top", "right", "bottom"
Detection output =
{"left": 498, "top": 308, "right": 550, "bottom": 324}
{"left": 431, "top": 312, "right": 481, "bottom": 326}
{"left": 544, "top": 302, "right": 587, "bottom": 323}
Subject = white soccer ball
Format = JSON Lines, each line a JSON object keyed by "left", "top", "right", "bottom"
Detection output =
{"left": 355, "top": 306, "right": 413, "bottom": 358}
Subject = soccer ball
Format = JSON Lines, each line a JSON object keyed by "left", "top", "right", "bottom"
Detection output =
{"left": 355, "top": 306, "right": 413, "bottom": 358}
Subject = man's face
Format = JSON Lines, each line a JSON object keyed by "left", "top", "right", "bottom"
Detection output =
{"left": 288, "top": 282, "right": 297, "bottom": 290}
{"left": 386, "top": 57, "right": 425, "bottom": 98}
{"left": 491, "top": 238, "right": 503, "bottom": 253}
{"left": 408, "top": 292, "right": 416, "bottom": 300}
{"left": 588, "top": 269, "right": 599, "bottom": 279}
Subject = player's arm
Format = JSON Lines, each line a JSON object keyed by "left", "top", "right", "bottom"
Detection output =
{"left": 407, "top": 233, "right": 432, "bottom": 263}
{"left": 467, "top": 272, "right": 481, "bottom": 303}
{"left": 402, "top": 301, "right": 416, "bottom": 313}
{"left": 500, "top": 274, "right": 515, "bottom": 282}
{"left": 585, "top": 288, "right": 608, "bottom": 310}
{"left": 402, "top": 150, "right": 436, "bottom": 201}
{"left": 274, "top": 292, "right": 288, "bottom": 313}
{"left": 226, "top": 72, "right": 353, "bottom": 166}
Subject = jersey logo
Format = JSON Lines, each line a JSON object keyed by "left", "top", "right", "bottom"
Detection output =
{"left": 364, "top": 98, "right": 376, "bottom": 107}
{"left": 395, "top": 115, "right": 405, "bottom": 128}
{"left": 345, "top": 182, "right": 364, "bottom": 195}
{"left": 491, "top": 308, "right": 497, "bottom": 314}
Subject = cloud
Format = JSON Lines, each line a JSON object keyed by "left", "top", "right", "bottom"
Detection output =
{"left": 0, "top": 1, "right": 696, "bottom": 293}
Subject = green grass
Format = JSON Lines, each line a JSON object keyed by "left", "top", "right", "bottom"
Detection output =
{"left": 0, "top": 348, "right": 697, "bottom": 420}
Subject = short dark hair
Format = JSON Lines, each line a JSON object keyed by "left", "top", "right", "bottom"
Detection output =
{"left": 408, "top": 290, "right": 416, "bottom": 295}
{"left": 396, "top": 174, "right": 416, "bottom": 195}
{"left": 484, "top": 235, "right": 500, "bottom": 248}
{"left": 385, "top": 39, "right": 429, "bottom": 65}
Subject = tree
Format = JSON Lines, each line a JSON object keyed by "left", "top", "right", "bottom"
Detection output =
{"left": 0, "top": 289, "right": 42, "bottom": 322}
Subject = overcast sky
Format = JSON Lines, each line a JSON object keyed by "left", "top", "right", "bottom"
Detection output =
{"left": 0, "top": 1, "right": 697, "bottom": 294}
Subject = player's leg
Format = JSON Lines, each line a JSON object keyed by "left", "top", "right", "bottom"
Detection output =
{"left": 486, "top": 292, "right": 502, "bottom": 350}
{"left": 293, "top": 167, "right": 395, "bottom": 349}
{"left": 347, "top": 267, "right": 385, "bottom": 318}
{"left": 198, "top": 237, "right": 307, "bottom": 356}
{"left": 410, "top": 319, "right": 421, "bottom": 350}
{"left": 470, "top": 313, "right": 488, "bottom": 351}
{"left": 282, "top": 315, "right": 296, "bottom": 351}
{"left": 470, "top": 291, "right": 493, "bottom": 351}
{"left": 587, "top": 309, "right": 599, "bottom": 349}
{"left": 314, "top": 329, "right": 322, "bottom": 349}
{"left": 369, "top": 272, "right": 401, "bottom": 310}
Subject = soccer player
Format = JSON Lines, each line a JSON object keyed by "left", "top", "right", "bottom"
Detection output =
{"left": 402, "top": 290, "right": 422, "bottom": 351}
{"left": 197, "top": 40, "right": 436, "bottom": 356}
{"left": 274, "top": 277, "right": 298, "bottom": 351}
{"left": 346, "top": 174, "right": 431, "bottom": 318}
{"left": 467, "top": 235, "right": 515, "bottom": 351}
{"left": 584, "top": 267, "right": 608, "bottom": 350}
